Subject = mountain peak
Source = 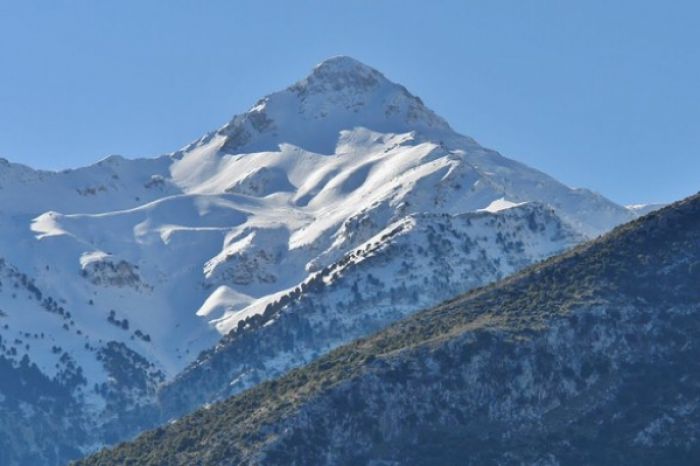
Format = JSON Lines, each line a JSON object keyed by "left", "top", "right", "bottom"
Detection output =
{"left": 296, "top": 56, "right": 387, "bottom": 95}
{"left": 285, "top": 56, "right": 387, "bottom": 103}
{"left": 183, "top": 57, "right": 456, "bottom": 155}
{"left": 312, "top": 55, "right": 381, "bottom": 76}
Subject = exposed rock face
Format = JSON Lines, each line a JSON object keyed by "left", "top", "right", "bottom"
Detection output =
{"left": 79, "top": 194, "right": 700, "bottom": 465}
{"left": 81, "top": 256, "right": 148, "bottom": 290}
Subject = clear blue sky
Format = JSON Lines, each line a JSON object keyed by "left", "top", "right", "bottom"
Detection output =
{"left": 0, "top": 1, "right": 697, "bottom": 205}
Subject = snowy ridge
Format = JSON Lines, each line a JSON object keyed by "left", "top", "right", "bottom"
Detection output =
{"left": 626, "top": 203, "right": 666, "bottom": 216}
{"left": 0, "top": 56, "right": 641, "bottom": 463}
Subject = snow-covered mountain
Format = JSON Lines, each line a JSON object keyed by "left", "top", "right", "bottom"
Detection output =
{"left": 0, "top": 56, "right": 638, "bottom": 464}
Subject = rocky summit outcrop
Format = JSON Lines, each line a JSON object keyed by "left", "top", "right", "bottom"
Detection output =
{"left": 80, "top": 193, "right": 700, "bottom": 465}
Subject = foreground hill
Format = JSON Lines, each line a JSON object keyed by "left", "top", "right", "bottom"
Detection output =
{"left": 80, "top": 192, "right": 700, "bottom": 465}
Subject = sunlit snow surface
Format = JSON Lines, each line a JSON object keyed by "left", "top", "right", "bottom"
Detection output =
{"left": 478, "top": 197, "right": 525, "bottom": 213}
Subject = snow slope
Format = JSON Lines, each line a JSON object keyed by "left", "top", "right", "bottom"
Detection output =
{"left": 0, "top": 56, "right": 640, "bottom": 463}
